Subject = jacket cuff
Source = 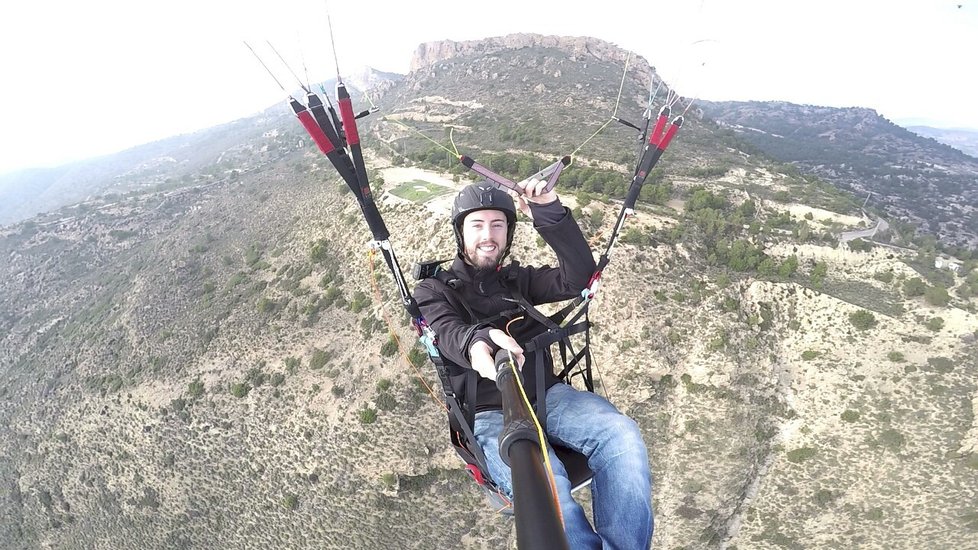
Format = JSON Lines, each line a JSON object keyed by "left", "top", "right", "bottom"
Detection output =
{"left": 463, "top": 327, "right": 496, "bottom": 362}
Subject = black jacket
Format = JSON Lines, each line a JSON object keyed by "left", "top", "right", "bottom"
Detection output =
{"left": 414, "top": 204, "right": 596, "bottom": 412}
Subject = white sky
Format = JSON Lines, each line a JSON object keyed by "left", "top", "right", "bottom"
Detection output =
{"left": 0, "top": 0, "right": 975, "bottom": 175}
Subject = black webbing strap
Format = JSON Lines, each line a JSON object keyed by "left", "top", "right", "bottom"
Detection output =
{"left": 502, "top": 278, "right": 593, "bottom": 431}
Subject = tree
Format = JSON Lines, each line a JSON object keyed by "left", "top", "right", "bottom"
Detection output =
{"left": 848, "top": 238, "right": 873, "bottom": 252}
{"left": 735, "top": 199, "right": 756, "bottom": 220}
{"left": 726, "top": 239, "right": 763, "bottom": 272}
{"left": 902, "top": 277, "right": 927, "bottom": 298}
{"left": 686, "top": 188, "right": 727, "bottom": 212}
{"left": 757, "top": 257, "right": 778, "bottom": 277}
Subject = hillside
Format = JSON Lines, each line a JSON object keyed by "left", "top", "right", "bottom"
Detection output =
{"left": 698, "top": 100, "right": 978, "bottom": 249}
{"left": 2, "top": 34, "right": 977, "bottom": 549}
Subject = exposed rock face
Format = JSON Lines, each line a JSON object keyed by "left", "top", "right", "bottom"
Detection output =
{"left": 410, "top": 33, "right": 642, "bottom": 73}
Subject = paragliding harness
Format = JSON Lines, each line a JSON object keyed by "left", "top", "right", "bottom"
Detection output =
{"left": 413, "top": 260, "right": 597, "bottom": 513}
{"left": 249, "top": 35, "right": 684, "bottom": 512}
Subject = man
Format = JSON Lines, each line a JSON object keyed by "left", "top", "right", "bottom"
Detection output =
{"left": 414, "top": 178, "right": 653, "bottom": 549}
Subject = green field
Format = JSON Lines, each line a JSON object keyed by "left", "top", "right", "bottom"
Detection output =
{"left": 389, "top": 180, "right": 454, "bottom": 202}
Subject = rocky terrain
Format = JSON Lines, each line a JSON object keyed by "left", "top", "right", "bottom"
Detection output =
{"left": 1, "top": 34, "right": 977, "bottom": 549}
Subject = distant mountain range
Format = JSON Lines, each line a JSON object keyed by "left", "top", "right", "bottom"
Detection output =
{"left": 698, "top": 100, "right": 978, "bottom": 248}
{"left": 904, "top": 125, "right": 978, "bottom": 158}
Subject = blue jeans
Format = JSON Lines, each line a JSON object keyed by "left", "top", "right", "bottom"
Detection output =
{"left": 474, "top": 383, "right": 653, "bottom": 550}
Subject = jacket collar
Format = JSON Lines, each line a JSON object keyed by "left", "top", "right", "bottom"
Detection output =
{"left": 450, "top": 255, "right": 513, "bottom": 285}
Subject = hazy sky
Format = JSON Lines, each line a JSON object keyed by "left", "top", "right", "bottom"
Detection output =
{"left": 1, "top": 0, "right": 975, "bottom": 175}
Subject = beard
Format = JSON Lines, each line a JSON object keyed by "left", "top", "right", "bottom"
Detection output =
{"left": 464, "top": 242, "right": 504, "bottom": 272}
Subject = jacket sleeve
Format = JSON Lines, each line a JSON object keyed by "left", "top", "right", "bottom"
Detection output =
{"left": 414, "top": 279, "right": 495, "bottom": 369}
{"left": 522, "top": 204, "right": 596, "bottom": 304}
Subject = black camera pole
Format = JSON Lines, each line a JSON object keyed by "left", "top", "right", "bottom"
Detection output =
{"left": 494, "top": 351, "right": 570, "bottom": 550}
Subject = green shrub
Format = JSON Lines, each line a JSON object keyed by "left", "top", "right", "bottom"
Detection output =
{"left": 309, "top": 349, "right": 332, "bottom": 370}
{"left": 349, "top": 291, "right": 370, "bottom": 313}
{"left": 188, "top": 379, "right": 205, "bottom": 398}
{"left": 801, "top": 350, "right": 819, "bottom": 361}
{"left": 927, "top": 357, "right": 954, "bottom": 373}
{"left": 873, "top": 271, "right": 894, "bottom": 283}
{"left": 230, "top": 383, "right": 250, "bottom": 398}
{"left": 878, "top": 429, "right": 905, "bottom": 451}
{"left": 849, "top": 310, "right": 877, "bottom": 331}
{"left": 924, "top": 286, "right": 950, "bottom": 307}
{"left": 886, "top": 351, "right": 905, "bottom": 362}
{"left": 380, "top": 336, "right": 399, "bottom": 357}
{"left": 282, "top": 494, "right": 299, "bottom": 511}
{"left": 360, "top": 316, "right": 377, "bottom": 337}
{"left": 227, "top": 272, "right": 247, "bottom": 289}
{"left": 810, "top": 262, "right": 828, "bottom": 288}
{"left": 376, "top": 392, "right": 397, "bottom": 411}
{"left": 284, "top": 356, "right": 300, "bottom": 374}
{"left": 814, "top": 489, "right": 838, "bottom": 507}
{"left": 408, "top": 347, "right": 427, "bottom": 369}
{"left": 310, "top": 239, "right": 330, "bottom": 264}
{"left": 359, "top": 406, "right": 378, "bottom": 424}
{"left": 786, "top": 447, "right": 817, "bottom": 463}
{"left": 902, "top": 277, "right": 926, "bottom": 297}
{"left": 707, "top": 332, "right": 728, "bottom": 352}
{"left": 925, "top": 317, "right": 944, "bottom": 331}
{"left": 840, "top": 410, "right": 860, "bottom": 422}
{"left": 720, "top": 296, "right": 739, "bottom": 312}
{"left": 246, "top": 368, "right": 268, "bottom": 387}
{"left": 778, "top": 256, "right": 799, "bottom": 279}
{"left": 257, "top": 297, "right": 277, "bottom": 314}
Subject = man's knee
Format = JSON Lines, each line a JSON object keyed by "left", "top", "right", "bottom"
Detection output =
{"left": 594, "top": 413, "right": 648, "bottom": 465}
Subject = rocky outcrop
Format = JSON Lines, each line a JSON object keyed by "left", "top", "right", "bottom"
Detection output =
{"left": 410, "top": 33, "right": 646, "bottom": 74}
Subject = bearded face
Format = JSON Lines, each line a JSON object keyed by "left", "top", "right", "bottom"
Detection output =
{"left": 461, "top": 209, "right": 509, "bottom": 270}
